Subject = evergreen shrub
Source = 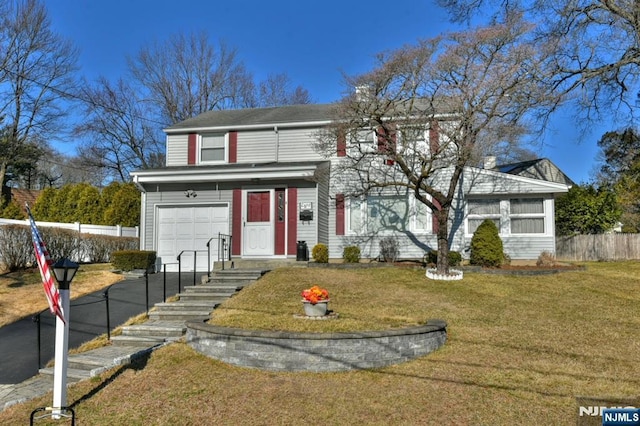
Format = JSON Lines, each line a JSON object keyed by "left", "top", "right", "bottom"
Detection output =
{"left": 469, "top": 219, "right": 504, "bottom": 267}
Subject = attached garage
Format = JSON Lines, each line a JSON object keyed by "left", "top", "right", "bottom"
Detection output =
{"left": 156, "top": 205, "right": 229, "bottom": 272}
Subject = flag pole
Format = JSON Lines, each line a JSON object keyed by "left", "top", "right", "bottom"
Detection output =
{"left": 50, "top": 258, "right": 78, "bottom": 419}
{"left": 52, "top": 283, "right": 70, "bottom": 419}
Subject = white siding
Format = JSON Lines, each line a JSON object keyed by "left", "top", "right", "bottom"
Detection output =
{"left": 296, "top": 187, "right": 318, "bottom": 250}
{"left": 316, "top": 165, "right": 330, "bottom": 246}
{"left": 166, "top": 134, "right": 188, "bottom": 166}
{"left": 236, "top": 130, "right": 277, "bottom": 163}
{"left": 277, "top": 128, "right": 325, "bottom": 162}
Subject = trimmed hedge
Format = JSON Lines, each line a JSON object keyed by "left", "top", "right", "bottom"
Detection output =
{"left": 111, "top": 250, "right": 157, "bottom": 272}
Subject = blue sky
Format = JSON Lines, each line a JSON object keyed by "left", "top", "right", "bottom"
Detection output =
{"left": 45, "top": 0, "right": 601, "bottom": 183}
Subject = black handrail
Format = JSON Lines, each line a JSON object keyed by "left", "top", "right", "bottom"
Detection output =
{"left": 206, "top": 233, "right": 233, "bottom": 272}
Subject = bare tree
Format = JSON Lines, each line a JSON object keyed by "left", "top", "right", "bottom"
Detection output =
{"left": 316, "top": 16, "right": 559, "bottom": 274}
{"left": 128, "top": 31, "right": 255, "bottom": 125}
{"left": 254, "top": 73, "right": 312, "bottom": 107}
{"left": 74, "top": 77, "right": 164, "bottom": 182}
{"left": 0, "top": 0, "right": 78, "bottom": 189}
{"left": 438, "top": 0, "right": 640, "bottom": 120}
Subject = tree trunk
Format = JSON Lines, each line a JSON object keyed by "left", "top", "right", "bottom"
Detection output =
{"left": 0, "top": 161, "right": 7, "bottom": 191}
{"left": 436, "top": 207, "right": 450, "bottom": 275}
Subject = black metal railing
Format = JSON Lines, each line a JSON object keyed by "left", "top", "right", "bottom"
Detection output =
{"left": 33, "top": 282, "right": 117, "bottom": 369}
{"left": 207, "top": 232, "right": 233, "bottom": 273}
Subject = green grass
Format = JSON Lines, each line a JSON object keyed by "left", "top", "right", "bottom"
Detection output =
{"left": 1, "top": 262, "right": 639, "bottom": 425}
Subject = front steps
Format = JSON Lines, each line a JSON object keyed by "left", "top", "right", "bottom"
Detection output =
{"left": 39, "top": 269, "right": 266, "bottom": 380}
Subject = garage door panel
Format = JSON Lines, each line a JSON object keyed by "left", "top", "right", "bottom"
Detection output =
{"left": 156, "top": 205, "right": 229, "bottom": 272}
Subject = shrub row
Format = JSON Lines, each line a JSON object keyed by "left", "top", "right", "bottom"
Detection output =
{"left": 0, "top": 224, "right": 139, "bottom": 271}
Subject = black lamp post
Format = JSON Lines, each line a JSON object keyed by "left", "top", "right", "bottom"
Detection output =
{"left": 52, "top": 258, "right": 79, "bottom": 290}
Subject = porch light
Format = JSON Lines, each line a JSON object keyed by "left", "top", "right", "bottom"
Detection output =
{"left": 52, "top": 258, "right": 79, "bottom": 290}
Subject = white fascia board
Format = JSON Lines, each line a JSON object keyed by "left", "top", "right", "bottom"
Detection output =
{"left": 164, "top": 120, "right": 332, "bottom": 134}
{"left": 131, "top": 165, "right": 318, "bottom": 185}
{"left": 464, "top": 167, "right": 571, "bottom": 194}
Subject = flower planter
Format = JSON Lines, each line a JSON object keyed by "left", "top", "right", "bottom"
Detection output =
{"left": 302, "top": 300, "right": 329, "bottom": 317}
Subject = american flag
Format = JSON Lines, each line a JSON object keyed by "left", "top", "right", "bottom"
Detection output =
{"left": 27, "top": 206, "right": 65, "bottom": 323}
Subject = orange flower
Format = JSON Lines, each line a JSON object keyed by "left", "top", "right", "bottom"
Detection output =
{"left": 301, "top": 285, "right": 329, "bottom": 304}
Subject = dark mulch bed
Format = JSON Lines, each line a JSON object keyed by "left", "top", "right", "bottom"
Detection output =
{"left": 309, "top": 260, "right": 585, "bottom": 275}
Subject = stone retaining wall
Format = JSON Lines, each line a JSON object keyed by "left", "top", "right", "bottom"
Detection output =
{"left": 186, "top": 319, "right": 447, "bottom": 372}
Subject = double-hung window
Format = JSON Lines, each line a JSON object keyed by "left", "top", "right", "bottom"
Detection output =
{"left": 466, "top": 197, "right": 547, "bottom": 235}
{"left": 347, "top": 195, "right": 430, "bottom": 234}
{"left": 510, "top": 198, "right": 545, "bottom": 234}
{"left": 200, "top": 133, "right": 226, "bottom": 163}
{"left": 467, "top": 199, "right": 501, "bottom": 234}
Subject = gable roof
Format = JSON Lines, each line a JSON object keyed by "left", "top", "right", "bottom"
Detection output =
{"left": 165, "top": 104, "right": 336, "bottom": 133}
{"left": 495, "top": 158, "right": 575, "bottom": 186}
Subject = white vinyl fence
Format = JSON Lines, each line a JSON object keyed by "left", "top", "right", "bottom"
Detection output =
{"left": 0, "top": 218, "right": 139, "bottom": 238}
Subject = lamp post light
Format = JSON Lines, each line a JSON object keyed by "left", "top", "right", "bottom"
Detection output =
{"left": 51, "top": 257, "right": 79, "bottom": 419}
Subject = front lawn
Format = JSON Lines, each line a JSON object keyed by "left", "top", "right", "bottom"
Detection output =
{"left": 1, "top": 262, "right": 638, "bottom": 425}
{"left": 0, "top": 264, "right": 123, "bottom": 327}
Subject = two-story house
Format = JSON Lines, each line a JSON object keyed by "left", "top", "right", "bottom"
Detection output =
{"left": 131, "top": 103, "right": 572, "bottom": 271}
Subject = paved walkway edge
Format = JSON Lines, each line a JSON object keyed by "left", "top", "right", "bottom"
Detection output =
{"left": 1, "top": 342, "right": 168, "bottom": 412}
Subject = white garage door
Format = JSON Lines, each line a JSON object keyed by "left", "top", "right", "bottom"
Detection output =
{"left": 156, "top": 205, "right": 229, "bottom": 272}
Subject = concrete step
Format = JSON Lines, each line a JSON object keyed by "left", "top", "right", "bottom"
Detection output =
{"left": 66, "top": 354, "right": 115, "bottom": 372}
{"left": 203, "top": 276, "right": 260, "bottom": 288}
{"left": 182, "top": 286, "right": 237, "bottom": 295}
{"left": 120, "top": 322, "right": 186, "bottom": 338}
{"left": 110, "top": 335, "right": 167, "bottom": 347}
{"left": 177, "top": 293, "right": 231, "bottom": 302}
{"left": 148, "top": 310, "right": 211, "bottom": 321}
{"left": 152, "top": 301, "right": 220, "bottom": 311}
{"left": 38, "top": 367, "right": 90, "bottom": 381}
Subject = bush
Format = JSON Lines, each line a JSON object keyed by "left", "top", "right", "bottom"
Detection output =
{"left": 0, "top": 224, "right": 140, "bottom": 271}
{"left": 536, "top": 250, "right": 557, "bottom": 267}
{"left": 111, "top": 250, "right": 157, "bottom": 272}
{"left": 425, "top": 249, "right": 462, "bottom": 266}
{"left": 343, "top": 245, "right": 361, "bottom": 263}
{"left": 379, "top": 236, "right": 399, "bottom": 262}
{"left": 0, "top": 225, "right": 33, "bottom": 271}
{"left": 0, "top": 200, "right": 25, "bottom": 219}
{"left": 41, "top": 227, "right": 82, "bottom": 262}
{"left": 470, "top": 219, "right": 504, "bottom": 267}
{"left": 311, "top": 243, "right": 328, "bottom": 263}
{"left": 80, "top": 234, "right": 139, "bottom": 263}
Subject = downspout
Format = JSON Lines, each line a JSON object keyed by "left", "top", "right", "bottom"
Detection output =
{"left": 274, "top": 126, "right": 279, "bottom": 162}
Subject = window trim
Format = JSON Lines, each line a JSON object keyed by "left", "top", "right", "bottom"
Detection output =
{"left": 509, "top": 197, "right": 546, "bottom": 235}
{"left": 198, "top": 132, "right": 228, "bottom": 164}
{"left": 346, "top": 194, "right": 432, "bottom": 235}
{"left": 465, "top": 197, "right": 551, "bottom": 237}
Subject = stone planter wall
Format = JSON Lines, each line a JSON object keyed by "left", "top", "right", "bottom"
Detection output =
{"left": 186, "top": 319, "right": 447, "bottom": 372}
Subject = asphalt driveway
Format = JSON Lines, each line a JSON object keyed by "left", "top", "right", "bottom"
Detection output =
{"left": 0, "top": 271, "right": 200, "bottom": 384}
